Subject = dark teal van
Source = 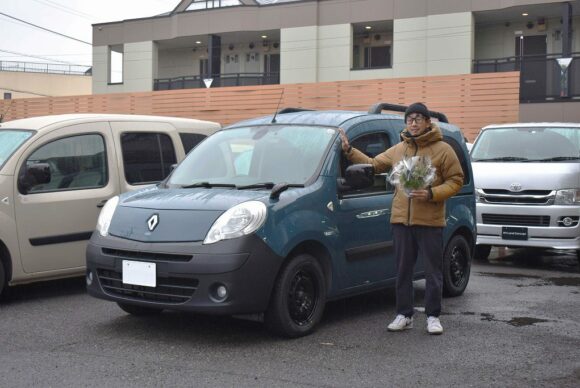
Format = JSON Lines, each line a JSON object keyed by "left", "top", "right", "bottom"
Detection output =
{"left": 86, "top": 103, "right": 476, "bottom": 337}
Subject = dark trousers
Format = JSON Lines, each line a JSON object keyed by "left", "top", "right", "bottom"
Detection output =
{"left": 392, "top": 223, "right": 443, "bottom": 318}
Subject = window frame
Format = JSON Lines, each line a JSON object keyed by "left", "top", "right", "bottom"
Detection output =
{"left": 120, "top": 132, "right": 177, "bottom": 186}
{"left": 18, "top": 132, "right": 108, "bottom": 195}
{"left": 339, "top": 130, "right": 394, "bottom": 198}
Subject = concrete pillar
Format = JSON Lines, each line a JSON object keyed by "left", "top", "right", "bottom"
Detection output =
{"left": 393, "top": 12, "right": 473, "bottom": 77}
{"left": 280, "top": 26, "right": 318, "bottom": 84}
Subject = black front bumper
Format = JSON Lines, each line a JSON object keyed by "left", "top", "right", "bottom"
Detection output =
{"left": 86, "top": 233, "right": 283, "bottom": 315}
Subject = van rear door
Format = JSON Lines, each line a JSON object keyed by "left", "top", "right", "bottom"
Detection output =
{"left": 14, "top": 121, "right": 120, "bottom": 274}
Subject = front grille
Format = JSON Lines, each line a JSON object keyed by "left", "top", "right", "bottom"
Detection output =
{"left": 97, "top": 269, "right": 198, "bottom": 304}
{"left": 482, "top": 189, "right": 552, "bottom": 196}
{"left": 479, "top": 189, "right": 554, "bottom": 205}
{"left": 482, "top": 214, "right": 550, "bottom": 227}
{"left": 102, "top": 248, "right": 192, "bottom": 263}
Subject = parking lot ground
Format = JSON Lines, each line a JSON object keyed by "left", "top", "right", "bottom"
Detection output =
{"left": 1, "top": 248, "right": 579, "bottom": 387}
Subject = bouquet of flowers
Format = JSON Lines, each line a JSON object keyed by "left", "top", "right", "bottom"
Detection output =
{"left": 388, "top": 155, "right": 436, "bottom": 196}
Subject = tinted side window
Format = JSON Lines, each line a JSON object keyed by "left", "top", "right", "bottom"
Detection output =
{"left": 443, "top": 136, "right": 470, "bottom": 185}
{"left": 23, "top": 134, "right": 107, "bottom": 193}
{"left": 121, "top": 133, "right": 177, "bottom": 185}
{"left": 342, "top": 132, "right": 392, "bottom": 195}
{"left": 179, "top": 133, "right": 207, "bottom": 154}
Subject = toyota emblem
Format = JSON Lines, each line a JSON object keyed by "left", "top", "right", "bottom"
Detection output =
{"left": 509, "top": 183, "right": 523, "bottom": 192}
{"left": 147, "top": 214, "right": 159, "bottom": 231}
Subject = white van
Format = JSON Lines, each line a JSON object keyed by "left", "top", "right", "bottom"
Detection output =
{"left": 0, "top": 114, "right": 220, "bottom": 296}
{"left": 470, "top": 123, "right": 579, "bottom": 262}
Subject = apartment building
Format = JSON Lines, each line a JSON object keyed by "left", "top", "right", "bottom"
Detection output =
{"left": 92, "top": 0, "right": 580, "bottom": 121}
{"left": 0, "top": 61, "right": 91, "bottom": 99}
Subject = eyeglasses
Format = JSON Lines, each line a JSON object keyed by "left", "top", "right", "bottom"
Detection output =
{"left": 406, "top": 115, "right": 426, "bottom": 124}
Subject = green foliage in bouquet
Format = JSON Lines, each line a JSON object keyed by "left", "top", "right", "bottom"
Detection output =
{"left": 388, "top": 156, "right": 436, "bottom": 196}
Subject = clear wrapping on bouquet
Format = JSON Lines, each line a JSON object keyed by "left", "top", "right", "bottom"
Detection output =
{"left": 388, "top": 156, "right": 436, "bottom": 196}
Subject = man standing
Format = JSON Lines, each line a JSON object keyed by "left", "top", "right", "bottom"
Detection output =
{"left": 339, "top": 102, "right": 464, "bottom": 335}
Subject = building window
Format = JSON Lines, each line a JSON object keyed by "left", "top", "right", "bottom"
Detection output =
{"left": 352, "top": 22, "right": 393, "bottom": 70}
{"left": 364, "top": 46, "right": 391, "bottom": 69}
{"left": 109, "top": 45, "right": 124, "bottom": 84}
{"left": 3, "top": 92, "right": 11, "bottom": 100}
{"left": 186, "top": 0, "right": 241, "bottom": 11}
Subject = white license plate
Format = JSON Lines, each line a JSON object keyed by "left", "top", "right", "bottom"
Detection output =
{"left": 122, "top": 260, "right": 156, "bottom": 287}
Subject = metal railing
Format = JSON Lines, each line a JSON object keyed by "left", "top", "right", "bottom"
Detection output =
{"left": 154, "top": 72, "right": 280, "bottom": 90}
{"left": 473, "top": 53, "right": 580, "bottom": 102}
{"left": 0, "top": 61, "right": 91, "bottom": 76}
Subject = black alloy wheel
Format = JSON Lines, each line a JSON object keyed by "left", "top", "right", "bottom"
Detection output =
{"left": 265, "top": 254, "right": 326, "bottom": 338}
{"left": 288, "top": 269, "right": 317, "bottom": 326}
{"left": 117, "top": 302, "right": 163, "bottom": 316}
{"left": 443, "top": 235, "right": 471, "bottom": 297}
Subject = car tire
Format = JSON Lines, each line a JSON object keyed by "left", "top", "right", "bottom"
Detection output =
{"left": 443, "top": 235, "right": 471, "bottom": 297}
{"left": 117, "top": 302, "right": 163, "bottom": 316}
{"left": 265, "top": 254, "right": 326, "bottom": 338}
{"left": 0, "top": 260, "right": 5, "bottom": 299}
{"left": 474, "top": 244, "right": 492, "bottom": 261}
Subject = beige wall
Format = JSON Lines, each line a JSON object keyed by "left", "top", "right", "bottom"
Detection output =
{"left": 0, "top": 72, "right": 91, "bottom": 99}
{"left": 94, "top": 41, "right": 158, "bottom": 94}
{"left": 394, "top": 12, "right": 473, "bottom": 77}
{"left": 280, "top": 26, "right": 318, "bottom": 84}
{"left": 519, "top": 101, "right": 580, "bottom": 122}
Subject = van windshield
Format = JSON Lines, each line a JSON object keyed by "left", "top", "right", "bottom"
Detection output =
{"left": 168, "top": 125, "right": 336, "bottom": 187}
{"left": 471, "top": 126, "right": 580, "bottom": 162}
{"left": 0, "top": 129, "right": 34, "bottom": 169}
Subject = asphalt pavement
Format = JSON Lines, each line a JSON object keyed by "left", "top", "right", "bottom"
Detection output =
{"left": 0, "top": 248, "right": 579, "bottom": 387}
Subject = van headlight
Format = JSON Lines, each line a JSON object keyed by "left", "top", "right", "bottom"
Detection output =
{"left": 204, "top": 201, "right": 267, "bottom": 245}
{"left": 96, "top": 196, "right": 119, "bottom": 236}
{"left": 554, "top": 189, "right": 580, "bottom": 205}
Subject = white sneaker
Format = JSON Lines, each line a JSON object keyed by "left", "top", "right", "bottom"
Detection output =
{"left": 426, "top": 316, "right": 443, "bottom": 335}
{"left": 387, "top": 314, "right": 413, "bottom": 332}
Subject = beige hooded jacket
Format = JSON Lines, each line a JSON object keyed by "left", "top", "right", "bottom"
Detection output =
{"left": 346, "top": 123, "right": 464, "bottom": 227}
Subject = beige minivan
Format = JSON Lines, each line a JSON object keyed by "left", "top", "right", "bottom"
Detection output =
{"left": 0, "top": 113, "right": 220, "bottom": 296}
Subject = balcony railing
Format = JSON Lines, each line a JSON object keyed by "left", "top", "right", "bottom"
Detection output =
{"left": 473, "top": 53, "right": 580, "bottom": 103}
{"left": 154, "top": 72, "right": 280, "bottom": 90}
{"left": 0, "top": 61, "right": 91, "bottom": 76}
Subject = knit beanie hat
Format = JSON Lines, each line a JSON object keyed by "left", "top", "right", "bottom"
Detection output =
{"left": 404, "top": 102, "right": 430, "bottom": 121}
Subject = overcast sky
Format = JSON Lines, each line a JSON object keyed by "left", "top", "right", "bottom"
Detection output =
{"left": 0, "top": 0, "right": 180, "bottom": 66}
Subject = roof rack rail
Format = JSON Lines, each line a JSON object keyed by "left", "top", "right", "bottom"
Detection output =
{"left": 276, "top": 107, "right": 315, "bottom": 114}
{"left": 367, "top": 103, "right": 449, "bottom": 123}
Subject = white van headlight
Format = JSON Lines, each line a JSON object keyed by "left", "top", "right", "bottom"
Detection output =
{"left": 96, "top": 196, "right": 119, "bottom": 237}
{"left": 204, "top": 201, "right": 267, "bottom": 245}
{"left": 554, "top": 189, "right": 580, "bottom": 205}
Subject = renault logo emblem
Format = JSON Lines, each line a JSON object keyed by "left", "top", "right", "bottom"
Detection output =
{"left": 147, "top": 214, "right": 159, "bottom": 231}
{"left": 509, "top": 183, "right": 523, "bottom": 192}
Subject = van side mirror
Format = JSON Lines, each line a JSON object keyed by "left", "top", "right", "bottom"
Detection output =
{"left": 18, "top": 163, "right": 51, "bottom": 194}
{"left": 337, "top": 164, "right": 374, "bottom": 192}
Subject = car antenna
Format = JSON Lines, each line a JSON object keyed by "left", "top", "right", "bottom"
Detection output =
{"left": 270, "top": 89, "right": 285, "bottom": 124}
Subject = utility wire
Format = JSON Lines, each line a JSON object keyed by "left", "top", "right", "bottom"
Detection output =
{"left": 0, "top": 49, "right": 89, "bottom": 65}
{"left": 0, "top": 12, "right": 92, "bottom": 46}
{"left": 30, "top": 0, "right": 97, "bottom": 21}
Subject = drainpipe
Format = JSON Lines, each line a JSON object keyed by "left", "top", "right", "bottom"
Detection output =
{"left": 559, "top": 2, "right": 573, "bottom": 97}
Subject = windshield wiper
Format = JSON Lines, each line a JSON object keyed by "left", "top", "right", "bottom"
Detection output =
{"left": 182, "top": 182, "right": 237, "bottom": 189}
{"left": 525, "top": 156, "right": 580, "bottom": 162}
{"left": 269, "top": 183, "right": 305, "bottom": 199}
{"left": 472, "top": 156, "right": 529, "bottom": 162}
{"left": 237, "top": 182, "right": 276, "bottom": 190}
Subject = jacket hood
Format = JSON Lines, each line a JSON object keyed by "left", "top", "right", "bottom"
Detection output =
{"left": 400, "top": 123, "right": 443, "bottom": 147}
